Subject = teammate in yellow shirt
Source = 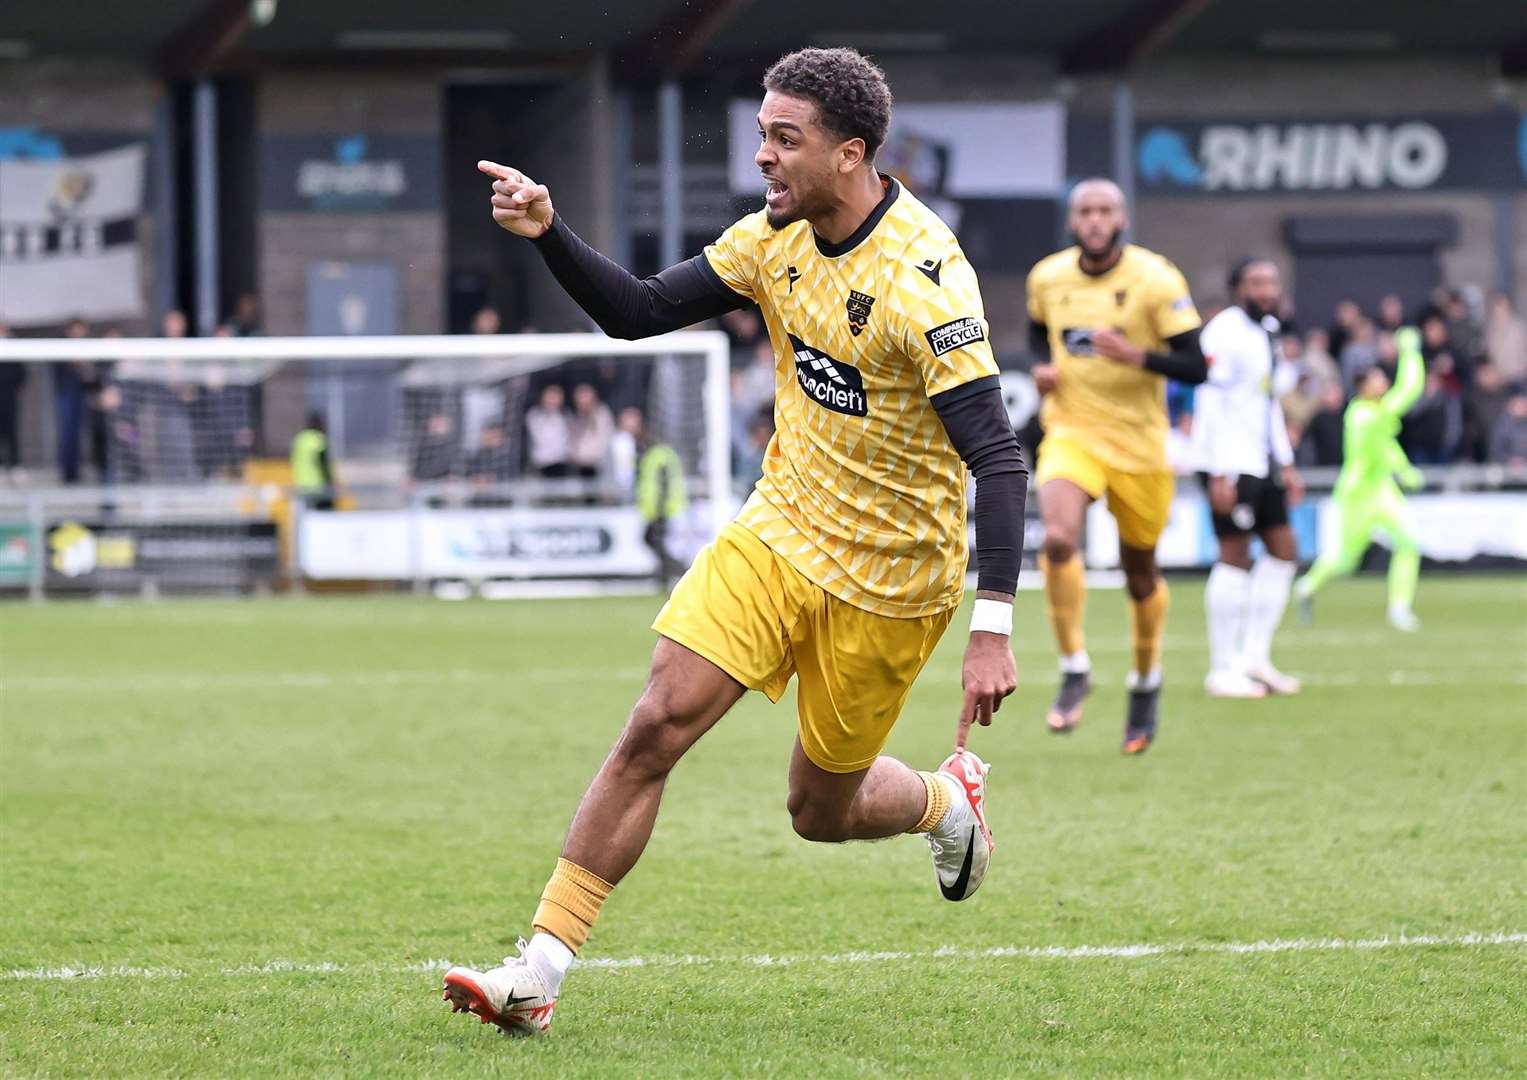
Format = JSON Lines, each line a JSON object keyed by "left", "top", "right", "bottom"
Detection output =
{"left": 1026, "top": 179, "right": 1206, "bottom": 754}
{"left": 442, "top": 47, "right": 1030, "bottom": 1037}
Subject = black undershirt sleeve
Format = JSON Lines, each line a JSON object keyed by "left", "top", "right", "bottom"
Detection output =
{"left": 530, "top": 214, "right": 749, "bottom": 339}
{"left": 929, "top": 375, "right": 1029, "bottom": 599}
{"left": 1142, "top": 328, "right": 1208, "bottom": 384}
{"left": 1028, "top": 319, "right": 1051, "bottom": 361}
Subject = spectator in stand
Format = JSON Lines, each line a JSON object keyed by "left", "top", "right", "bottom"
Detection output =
{"left": 738, "top": 405, "right": 775, "bottom": 491}
{"left": 525, "top": 383, "right": 571, "bottom": 478}
{"left": 86, "top": 328, "right": 121, "bottom": 481}
{"left": 1460, "top": 362, "right": 1511, "bottom": 463}
{"left": 1280, "top": 333, "right": 1337, "bottom": 443}
{"left": 1486, "top": 292, "right": 1526, "bottom": 386}
{"left": 1401, "top": 368, "right": 1461, "bottom": 465}
{"left": 1420, "top": 311, "right": 1466, "bottom": 394}
{"left": 0, "top": 324, "right": 24, "bottom": 479}
{"left": 609, "top": 406, "right": 643, "bottom": 497}
{"left": 229, "top": 293, "right": 263, "bottom": 336}
{"left": 719, "top": 307, "right": 766, "bottom": 370}
{"left": 1444, "top": 289, "right": 1487, "bottom": 373}
{"left": 726, "top": 336, "right": 778, "bottom": 477}
{"left": 466, "top": 420, "right": 513, "bottom": 482}
{"left": 1329, "top": 299, "right": 1363, "bottom": 357}
{"left": 1339, "top": 318, "right": 1379, "bottom": 395}
{"left": 1489, "top": 391, "right": 1527, "bottom": 467}
{"left": 569, "top": 383, "right": 614, "bottom": 482}
{"left": 51, "top": 319, "right": 94, "bottom": 484}
{"left": 1302, "top": 327, "right": 1340, "bottom": 388}
{"left": 1299, "top": 380, "right": 1347, "bottom": 467}
{"left": 465, "top": 420, "right": 513, "bottom": 507}
{"left": 412, "top": 411, "right": 459, "bottom": 482}
{"left": 471, "top": 305, "right": 502, "bottom": 336}
{"left": 1377, "top": 293, "right": 1405, "bottom": 334}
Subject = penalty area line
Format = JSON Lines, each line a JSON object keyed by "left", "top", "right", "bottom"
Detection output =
{"left": 6, "top": 931, "right": 1524, "bottom": 982}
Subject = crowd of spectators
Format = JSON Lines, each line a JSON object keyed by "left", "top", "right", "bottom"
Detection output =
{"left": 404, "top": 305, "right": 652, "bottom": 501}
{"left": 1179, "top": 285, "right": 1527, "bottom": 472}
{"left": 0, "top": 296, "right": 266, "bottom": 487}
{"left": 7, "top": 283, "right": 1525, "bottom": 494}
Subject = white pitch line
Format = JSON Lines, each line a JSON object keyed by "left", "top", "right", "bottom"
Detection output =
{"left": 7, "top": 663, "right": 1525, "bottom": 695}
{"left": 6, "top": 931, "right": 1523, "bottom": 982}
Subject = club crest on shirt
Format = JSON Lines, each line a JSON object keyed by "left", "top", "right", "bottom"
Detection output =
{"left": 1114, "top": 289, "right": 1128, "bottom": 307}
{"left": 846, "top": 290, "right": 876, "bottom": 337}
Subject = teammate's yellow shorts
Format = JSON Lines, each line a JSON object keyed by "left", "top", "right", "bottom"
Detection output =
{"left": 653, "top": 523, "right": 953, "bottom": 774}
{"left": 1035, "top": 435, "right": 1174, "bottom": 549}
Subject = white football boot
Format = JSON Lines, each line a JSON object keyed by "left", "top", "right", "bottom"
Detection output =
{"left": 1204, "top": 671, "right": 1269, "bottom": 699}
{"left": 1387, "top": 605, "right": 1420, "bottom": 633}
{"left": 1243, "top": 662, "right": 1302, "bottom": 695}
{"left": 442, "top": 939, "right": 556, "bottom": 1037}
{"left": 927, "top": 750, "right": 994, "bottom": 902}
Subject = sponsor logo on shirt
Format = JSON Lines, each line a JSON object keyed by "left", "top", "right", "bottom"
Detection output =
{"left": 925, "top": 317, "right": 985, "bottom": 357}
{"left": 789, "top": 334, "right": 867, "bottom": 417}
{"left": 1060, "top": 327, "right": 1096, "bottom": 356}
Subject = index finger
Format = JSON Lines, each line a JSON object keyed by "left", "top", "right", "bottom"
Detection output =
{"left": 955, "top": 689, "right": 978, "bottom": 750}
{"left": 477, "top": 160, "right": 521, "bottom": 182}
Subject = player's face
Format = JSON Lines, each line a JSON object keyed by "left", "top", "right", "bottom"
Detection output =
{"left": 755, "top": 91, "right": 841, "bottom": 229}
{"left": 1068, "top": 187, "right": 1127, "bottom": 258}
{"left": 1238, "top": 262, "right": 1282, "bottom": 319}
{"left": 1359, "top": 367, "right": 1391, "bottom": 399}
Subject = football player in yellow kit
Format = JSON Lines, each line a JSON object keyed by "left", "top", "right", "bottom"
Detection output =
{"left": 442, "top": 47, "right": 1030, "bottom": 1036}
{"left": 1026, "top": 179, "right": 1207, "bottom": 754}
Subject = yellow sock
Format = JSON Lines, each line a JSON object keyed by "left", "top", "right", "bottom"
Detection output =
{"left": 532, "top": 858, "right": 614, "bottom": 954}
{"left": 1040, "top": 551, "right": 1087, "bottom": 657}
{"left": 908, "top": 771, "right": 951, "bottom": 834}
{"left": 1129, "top": 578, "right": 1170, "bottom": 677}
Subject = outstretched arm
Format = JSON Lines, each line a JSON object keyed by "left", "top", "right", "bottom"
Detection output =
{"left": 1382, "top": 326, "right": 1426, "bottom": 419}
{"left": 479, "top": 160, "right": 748, "bottom": 339}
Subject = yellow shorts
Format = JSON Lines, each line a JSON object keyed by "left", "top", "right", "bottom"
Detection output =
{"left": 653, "top": 523, "right": 953, "bottom": 774}
{"left": 1035, "top": 435, "right": 1174, "bottom": 549}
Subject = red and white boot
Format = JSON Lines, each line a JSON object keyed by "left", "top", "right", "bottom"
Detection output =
{"left": 926, "top": 750, "right": 994, "bottom": 902}
{"left": 442, "top": 939, "right": 556, "bottom": 1037}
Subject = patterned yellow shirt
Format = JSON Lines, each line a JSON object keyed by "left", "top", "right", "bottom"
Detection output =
{"left": 704, "top": 178, "right": 998, "bottom": 618}
{"left": 1026, "top": 244, "right": 1201, "bottom": 473}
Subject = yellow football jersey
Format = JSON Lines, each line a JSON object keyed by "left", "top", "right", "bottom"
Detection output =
{"left": 704, "top": 177, "right": 998, "bottom": 618}
{"left": 1026, "top": 244, "right": 1201, "bottom": 472}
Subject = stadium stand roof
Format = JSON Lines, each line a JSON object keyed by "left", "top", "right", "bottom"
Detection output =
{"left": 3, "top": 0, "right": 1523, "bottom": 77}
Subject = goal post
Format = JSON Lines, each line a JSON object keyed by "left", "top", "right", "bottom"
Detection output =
{"left": 0, "top": 330, "right": 734, "bottom": 595}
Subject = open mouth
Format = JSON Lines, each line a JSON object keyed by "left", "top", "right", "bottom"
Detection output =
{"left": 764, "top": 178, "right": 789, "bottom": 207}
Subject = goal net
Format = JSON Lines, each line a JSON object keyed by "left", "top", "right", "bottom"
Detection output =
{"left": 0, "top": 331, "right": 733, "bottom": 597}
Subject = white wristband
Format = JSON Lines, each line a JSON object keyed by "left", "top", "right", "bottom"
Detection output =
{"left": 970, "top": 598, "right": 1013, "bottom": 637}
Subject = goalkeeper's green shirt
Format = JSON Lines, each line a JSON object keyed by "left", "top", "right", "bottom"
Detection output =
{"left": 1334, "top": 335, "right": 1425, "bottom": 502}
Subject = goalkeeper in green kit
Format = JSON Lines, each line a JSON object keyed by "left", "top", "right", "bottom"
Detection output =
{"left": 1295, "top": 327, "right": 1426, "bottom": 631}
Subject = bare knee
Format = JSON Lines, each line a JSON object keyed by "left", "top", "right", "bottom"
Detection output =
{"left": 786, "top": 791, "right": 852, "bottom": 843}
{"left": 608, "top": 694, "right": 697, "bottom": 782}
{"left": 1119, "top": 546, "right": 1160, "bottom": 601}
{"left": 1042, "top": 531, "right": 1079, "bottom": 565}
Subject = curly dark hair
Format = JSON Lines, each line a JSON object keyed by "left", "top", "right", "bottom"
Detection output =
{"left": 763, "top": 47, "right": 893, "bottom": 161}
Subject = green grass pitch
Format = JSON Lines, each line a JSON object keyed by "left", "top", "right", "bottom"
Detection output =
{"left": 3, "top": 574, "right": 1524, "bottom": 1076}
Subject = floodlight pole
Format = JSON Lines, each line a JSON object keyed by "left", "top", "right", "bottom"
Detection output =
{"left": 658, "top": 80, "right": 683, "bottom": 267}
{"left": 192, "top": 80, "right": 220, "bottom": 337}
{"left": 1112, "top": 81, "right": 1135, "bottom": 221}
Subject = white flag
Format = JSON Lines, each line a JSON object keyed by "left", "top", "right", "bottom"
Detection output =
{"left": 0, "top": 143, "right": 147, "bottom": 327}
